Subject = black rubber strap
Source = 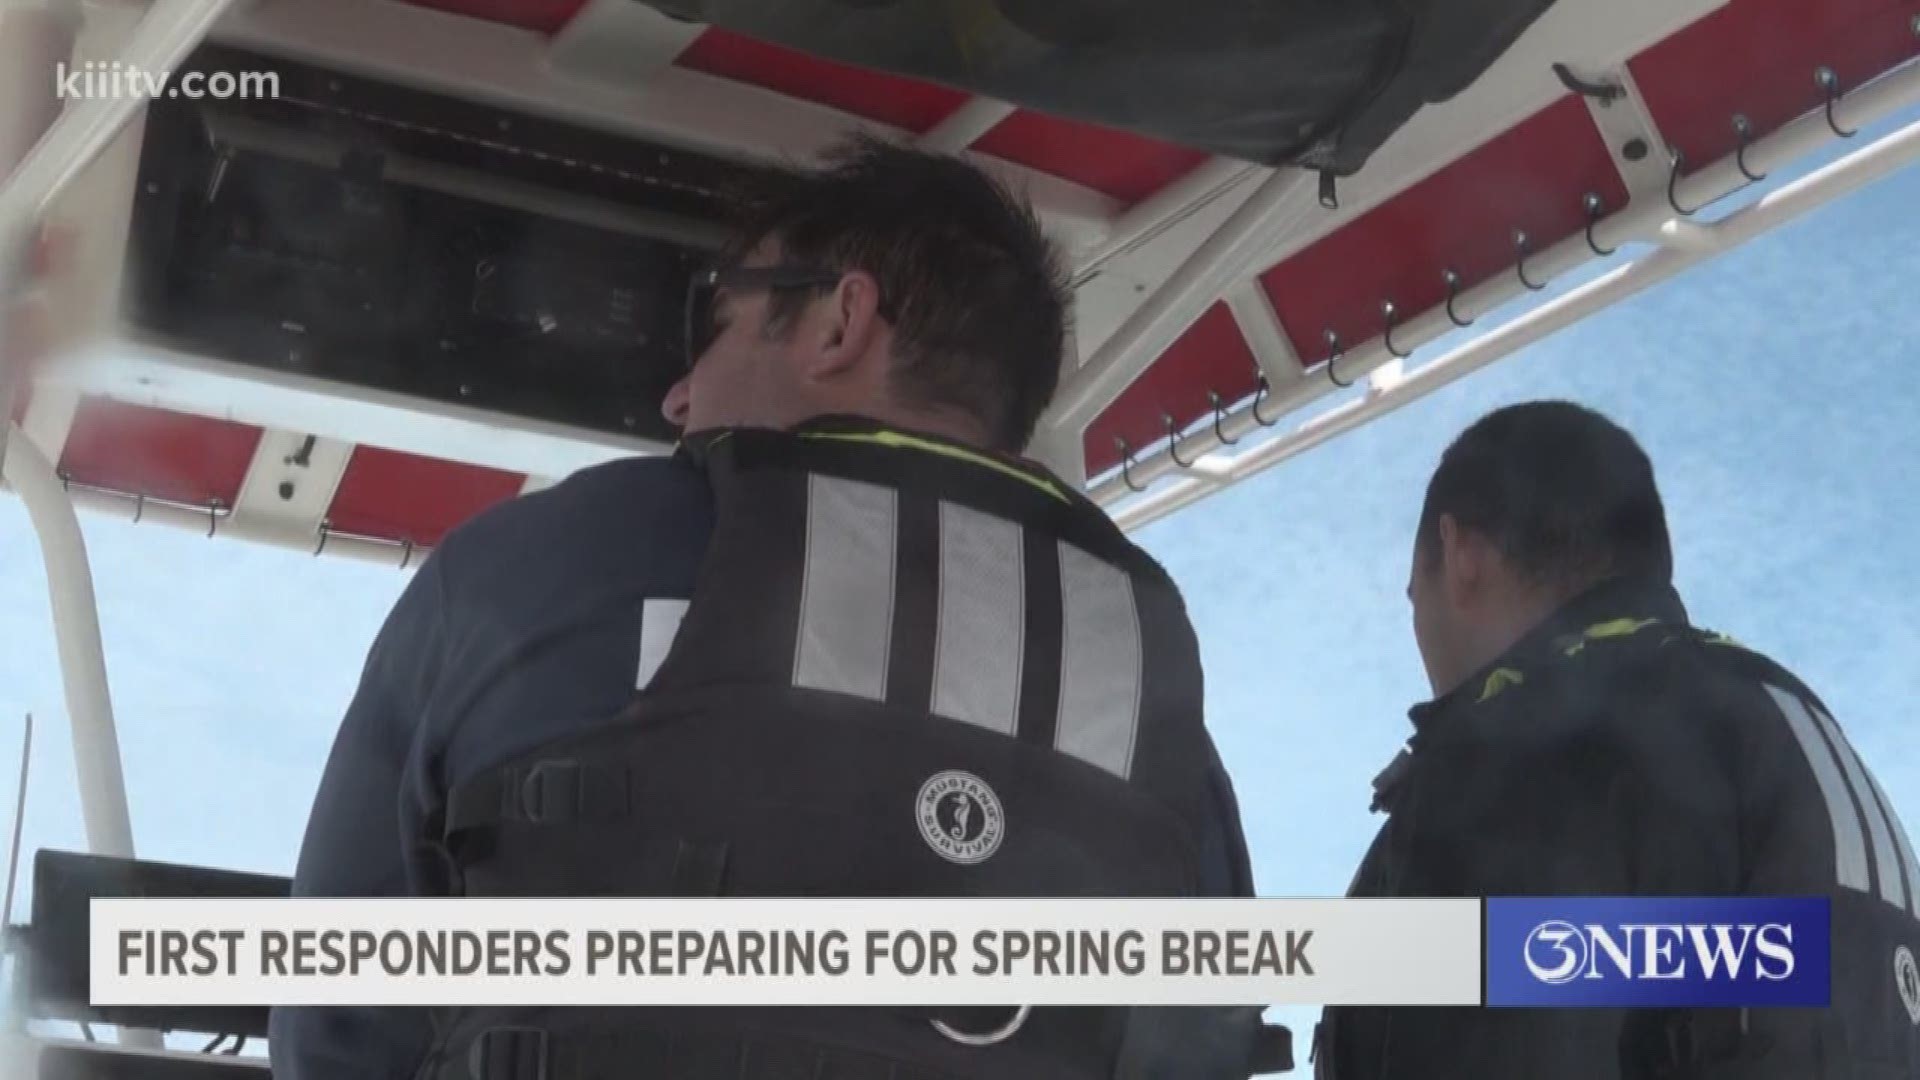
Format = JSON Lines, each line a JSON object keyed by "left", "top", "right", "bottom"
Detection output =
{"left": 444, "top": 759, "right": 631, "bottom": 836}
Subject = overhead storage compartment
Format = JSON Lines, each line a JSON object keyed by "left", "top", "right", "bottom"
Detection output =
{"left": 122, "top": 43, "right": 750, "bottom": 446}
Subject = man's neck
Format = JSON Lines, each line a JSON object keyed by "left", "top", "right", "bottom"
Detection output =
{"left": 1484, "top": 585, "right": 1581, "bottom": 667}
{"left": 797, "top": 406, "right": 996, "bottom": 455}
{"left": 1440, "top": 580, "right": 1592, "bottom": 698}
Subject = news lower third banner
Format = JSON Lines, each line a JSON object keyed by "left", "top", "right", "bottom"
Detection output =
{"left": 89, "top": 896, "right": 1834, "bottom": 1010}
{"left": 91, "top": 898, "right": 1479, "bottom": 1008}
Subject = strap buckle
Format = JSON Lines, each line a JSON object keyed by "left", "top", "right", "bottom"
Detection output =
{"left": 466, "top": 1026, "right": 549, "bottom": 1080}
{"left": 519, "top": 760, "right": 581, "bottom": 825}
{"left": 931, "top": 1003, "right": 1030, "bottom": 1046}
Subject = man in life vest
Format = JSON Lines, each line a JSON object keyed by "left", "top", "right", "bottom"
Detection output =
{"left": 270, "top": 134, "right": 1288, "bottom": 1080}
{"left": 1316, "top": 401, "right": 1920, "bottom": 1079}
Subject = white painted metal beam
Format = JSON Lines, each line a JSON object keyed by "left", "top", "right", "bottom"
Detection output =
{"left": 546, "top": 0, "right": 705, "bottom": 85}
{"left": 1224, "top": 282, "right": 1305, "bottom": 391}
{"left": 919, "top": 98, "right": 1015, "bottom": 152}
{"left": 57, "top": 335, "right": 675, "bottom": 479}
{"left": 0, "top": 0, "right": 232, "bottom": 223}
{"left": 1051, "top": 168, "right": 1318, "bottom": 428}
{"left": 1072, "top": 156, "right": 1258, "bottom": 276}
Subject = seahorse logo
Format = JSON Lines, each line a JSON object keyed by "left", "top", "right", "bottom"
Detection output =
{"left": 1896, "top": 945, "right": 1920, "bottom": 1026}
{"left": 917, "top": 770, "right": 1005, "bottom": 865}
{"left": 948, "top": 793, "right": 972, "bottom": 840}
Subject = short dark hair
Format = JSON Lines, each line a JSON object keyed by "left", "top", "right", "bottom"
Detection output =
{"left": 720, "top": 134, "right": 1071, "bottom": 452}
{"left": 1416, "top": 400, "right": 1673, "bottom": 591}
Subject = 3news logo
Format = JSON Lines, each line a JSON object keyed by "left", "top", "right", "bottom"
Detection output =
{"left": 1486, "top": 897, "right": 1831, "bottom": 1007}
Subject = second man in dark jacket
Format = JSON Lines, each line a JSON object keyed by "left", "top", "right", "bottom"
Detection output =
{"left": 1319, "top": 400, "right": 1920, "bottom": 1080}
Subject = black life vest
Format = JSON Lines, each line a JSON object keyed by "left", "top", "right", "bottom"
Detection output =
{"left": 414, "top": 422, "right": 1291, "bottom": 1080}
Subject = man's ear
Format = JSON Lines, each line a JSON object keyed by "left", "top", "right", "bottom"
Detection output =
{"left": 1436, "top": 513, "right": 1495, "bottom": 610}
{"left": 802, "top": 269, "right": 885, "bottom": 381}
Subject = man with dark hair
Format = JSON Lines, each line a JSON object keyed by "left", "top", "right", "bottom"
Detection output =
{"left": 1316, "top": 400, "right": 1920, "bottom": 1079}
{"left": 272, "top": 136, "right": 1283, "bottom": 1080}
{"left": 1405, "top": 399, "right": 1674, "bottom": 695}
{"left": 675, "top": 133, "right": 1070, "bottom": 452}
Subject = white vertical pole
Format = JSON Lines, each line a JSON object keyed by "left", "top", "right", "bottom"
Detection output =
{"left": 0, "top": 0, "right": 238, "bottom": 858}
{"left": 2, "top": 426, "right": 133, "bottom": 859}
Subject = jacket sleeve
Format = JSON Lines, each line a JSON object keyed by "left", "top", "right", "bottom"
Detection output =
{"left": 267, "top": 552, "right": 452, "bottom": 1080}
{"left": 1116, "top": 738, "right": 1279, "bottom": 1079}
{"left": 1198, "top": 737, "right": 1258, "bottom": 897}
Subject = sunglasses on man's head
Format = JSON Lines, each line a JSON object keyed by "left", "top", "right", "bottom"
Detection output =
{"left": 681, "top": 264, "right": 845, "bottom": 371}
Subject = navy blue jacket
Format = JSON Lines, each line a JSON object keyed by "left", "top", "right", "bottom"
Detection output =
{"left": 268, "top": 449, "right": 1254, "bottom": 1079}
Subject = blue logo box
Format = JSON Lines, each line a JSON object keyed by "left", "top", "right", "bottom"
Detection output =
{"left": 1485, "top": 897, "right": 1831, "bottom": 1007}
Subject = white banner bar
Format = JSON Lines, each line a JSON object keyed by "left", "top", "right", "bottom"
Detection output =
{"left": 91, "top": 898, "right": 1481, "bottom": 1007}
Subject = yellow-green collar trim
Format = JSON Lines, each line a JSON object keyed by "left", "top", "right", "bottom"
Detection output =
{"left": 1560, "top": 616, "right": 1662, "bottom": 657}
{"left": 799, "top": 429, "right": 1072, "bottom": 504}
{"left": 1476, "top": 616, "right": 1671, "bottom": 704}
{"left": 1477, "top": 667, "right": 1525, "bottom": 703}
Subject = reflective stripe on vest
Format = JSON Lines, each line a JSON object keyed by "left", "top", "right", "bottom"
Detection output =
{"left": 792, "top": 474, "right": 1144, "bottom": 779}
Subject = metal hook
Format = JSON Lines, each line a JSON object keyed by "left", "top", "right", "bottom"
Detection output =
{"left": 1732, "top": 114, "right": 1767, "bottom": 182}
{"left": 313, "top": 521, "right": 421, "bottom": 567}
{"left": 1324, "top": 329, "right": 1352, "bottom": 388}
{"left": 1210, "top": 391, "right": 1241, "bottom": 446}
{"left": 1816, "top": 67, "right": 1857, "bottom": 138}
{"left": 1114, "top": 439, "right": 1147, "bottom": 493}
{"left": 1164, "top": 412, "right": 1199, "bottom": 468}
{"left": 1318, "top": 171, "right": 1339, "bottom": 210}
{"left": 1443, "top": 269, "right": 1473, "bottom": 328}
{"left": 56, "top": 468, "right": 231, "bottom": 533}
{"left": 1551, "top": 62, "right": 1625, "bottom": 104}
{"left": 1667, "top": 148, "right": 1702, "bottom": 217}
{"left": 1583, "top": 192, "right": 1617, "bottom": 257}
{"left": 933, "top": 1004, "right": 1031, "bottom": 1047}
{"left": 1248, "top": 369, "right": 1282, "bottom": 427}
{"left": 1381, "top": 300, "right": 1412, "bottom": 359}
{"left": 1514, "top": 231, "right": 1547, "bottom": 291}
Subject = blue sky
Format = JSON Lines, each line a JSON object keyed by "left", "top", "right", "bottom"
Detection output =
{"left": 0, "top": 107, "right": 1916, "bottom": 1056}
